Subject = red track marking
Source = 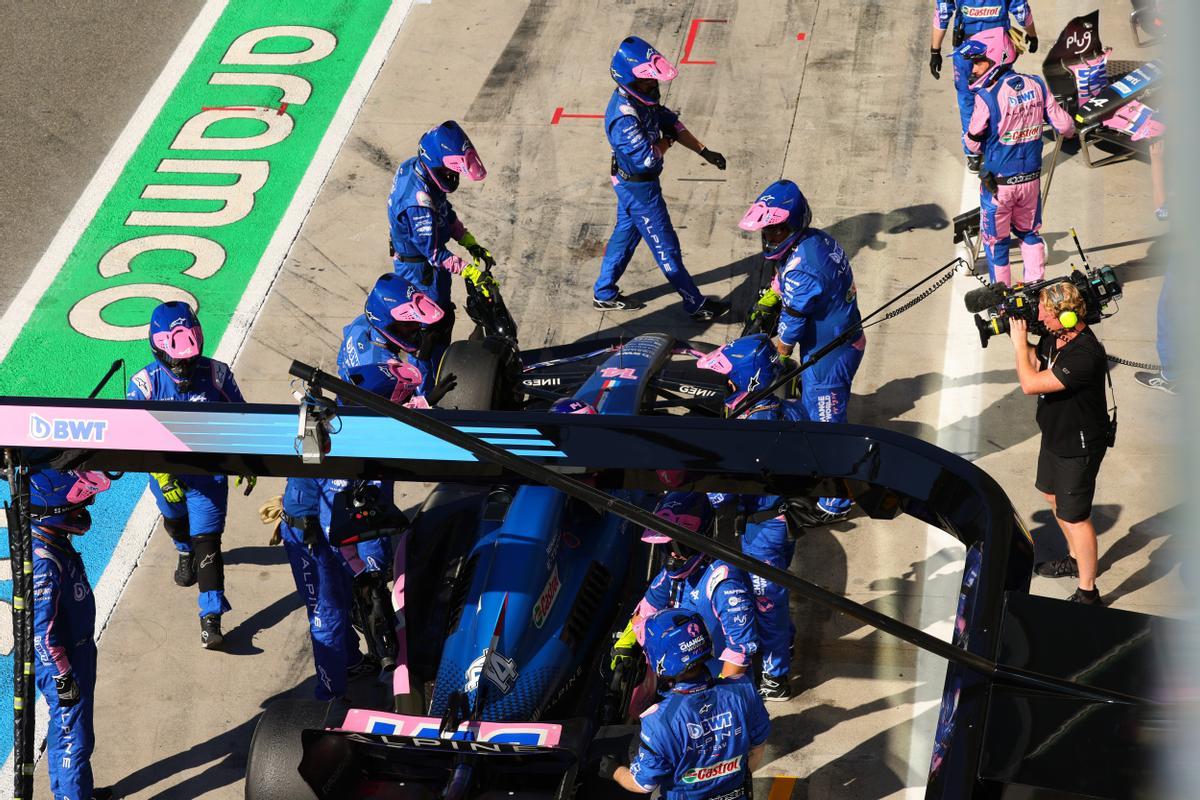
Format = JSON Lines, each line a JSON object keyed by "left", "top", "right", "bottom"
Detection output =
{"left": 681, "top": 18, "right": 727, "bottom": 65}
{"left": 277, "top": 102, "right": 288, "bottom": 115}
{"left": 550, "top": 106, "right": 604, "bottom": 125}
{"left": 797, "top": 32, "right": 807, "bottom": 41}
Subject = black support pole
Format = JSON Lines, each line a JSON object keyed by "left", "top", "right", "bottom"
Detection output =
{"left": 5, "top": 449, "right": 34, "bottom": 800}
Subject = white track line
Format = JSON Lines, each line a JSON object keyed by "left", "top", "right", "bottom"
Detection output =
{"left": 0, "top": 0, "right": 418, "bottom": 786}
{"left": 904, "top": 166, "right": 980, "bottom": 795}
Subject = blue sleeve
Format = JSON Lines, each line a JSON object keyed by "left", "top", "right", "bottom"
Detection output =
{"left": 642, "top": 569, "right": 672, "bottom": 613}
{"left": 658, "top": 105, "right": 681, "bottom": 136}
{"left": 934, "top": 0, "right": 955, "bottom": 30}
{"left": 126, "top": 367, "right": 152, "bottom": 400}
{"left": 220, "top": 366, "right": 245, "bottom": 403}
{"left": 31, "top": 552, "right": 69, "bottom": 675}
{"left": 609, "top": 113, "right": 662, "bottom": 173}
{"left": 712, "top": 578, "right": 758, "bottom": 663}
{"left": 629, "top": 714, "right": 673, "bottom": 791}
{"left": 401, "top": 205, "right": 456, "bottom": 268}
{"left": 1009, "top": 0, "right": 1032, "bottom": 27}
{"left": 777, "top": 261, "right": 822, "bottom": 346}
{"left": 743, "top": 683, "right": 771, "bottom": 746}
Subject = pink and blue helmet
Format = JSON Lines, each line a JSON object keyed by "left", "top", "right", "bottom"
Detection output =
{"left": 957, "top": 28, "right": 1017, "bottom": 91}
{"left": 642, "top": 490, "right": 712, "bottom": 545}
{"left": 643, "top": 609, "right": 713, "bottom": 679}
{"left": 343, "top": 359, "right": 425, "bottom": 406}
{"left": 740, "top": 179, "right": 813, "bottom": 261}
{"left": 610, "top": 36, "right": 678, "bottom": 105}
{"left": 417, "top": 121, "right": 487, "bottom": 193}
{"left": 29, "top": 467, "right": 111, "bottom": 535}
{"left": 149, "top": 300, "right": 203, "bottom": 379}
{"left": 364, "top": 273, "right": 446, "bottom": 354}
{"left": 697, "top": 335, "right": 783, "bottom": 414}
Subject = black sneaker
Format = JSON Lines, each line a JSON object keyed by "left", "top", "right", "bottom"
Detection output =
{"left": 174, "top": 552, "right": 197, "bottom": 587}
{"left": 1134, "top": 370, "right": 1177, "bottom": 395}
{"left": 1067, "top": 586, "right": 1103, "bottom": 606}
{"left": 967, "top": 154, "right": 982, "bottom": 173}
{"left": 690, "top": 298, "right": 731, "bottom": 322}
{"left": 200, "top": 614, "right": 224, "bottom": 649}
{"left": 347, "top": 654, "right": 382, "bottom": 680}
{"left": 759, "top": 674, "right": 792, "bottom": 702}
{"left": 593, "top": 293, "right": 644, "bottom": 311}
{"left": 1034, "top": 556, "right": 1079, "bottom": 578}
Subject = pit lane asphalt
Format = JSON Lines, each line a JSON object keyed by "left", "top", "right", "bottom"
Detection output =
{"left": 0, "top": 1, "right": 204, "bottom": 316}
{"left": 5, "top": 1, "right": 1176, "bottom": 798}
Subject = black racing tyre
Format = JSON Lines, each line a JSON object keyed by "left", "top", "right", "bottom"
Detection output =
{"left": 435, "top": 339, "right": 505, "bottom": 410}
{"left": 244, "top": 699, "right": 326, "bottom": 800}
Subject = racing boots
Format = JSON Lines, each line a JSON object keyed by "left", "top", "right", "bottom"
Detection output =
{"left": 690, "top": 297, "right": 731, "bottom": 322}
{"left": 200, "top": 614, "right": 224, "bottom": 649}
{"left": 593, "top": 292, "right": 645, "bottom": 311}
{"left": 174, "top": 552, "right": 197, "bottom": 587}
{"left": 759, "top": 673, "right": 792, "bottom": 703}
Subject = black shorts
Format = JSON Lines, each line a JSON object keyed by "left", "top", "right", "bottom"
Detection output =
{"left": 1035, "top": 444, "right": 1105, "bottom": 523}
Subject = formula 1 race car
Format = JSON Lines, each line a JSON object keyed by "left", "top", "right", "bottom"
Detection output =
{"left": 244, "top": 333, "right": 719, "bottom": 800}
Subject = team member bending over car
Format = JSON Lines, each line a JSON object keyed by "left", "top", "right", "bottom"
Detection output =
{"left": 388, "top": 120, "right": 496, "bottom": 352}
{"left": 127, "top": 301, "right": 255, "bottom": 648}
{"left": 626, "top": 492, "right": 759, "bottom": 679}
{"left": 593, "top": 36, "right": 729, "bottom": 321}
{"left": 339, "top": 273, "right": 454, "bottom": 410}
{"left": 739, "top": 181, "right": 865, "bottom": 524}
{"left": 29, "top": 467, "right": 115, "bottom": 800}
{"left": 960, "top": 28, "right": 1075, "bottom": 286}
{"left": 601, "top": 609, "right": 770, "bottom": 800}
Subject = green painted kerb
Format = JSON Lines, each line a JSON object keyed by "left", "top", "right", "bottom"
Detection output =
{"left": 0, "top": 0, "right": 391, "bottom": 397}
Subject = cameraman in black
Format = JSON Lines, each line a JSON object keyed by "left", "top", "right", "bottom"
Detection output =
{"left": 1010, "top": 281, "right": 1109, "bottom": 605}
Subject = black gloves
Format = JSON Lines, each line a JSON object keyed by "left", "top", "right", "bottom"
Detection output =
{"left": 699, "top": 148, "right": 726, "bottom": 170}
{"left": 930, "top": 50, "right": 943, "bottom": 80}
{"left": 55, "top": 672, "right": 81, "bottom": 707}
{"left": 598, "top": 755, "right": 622, "bottom": 781}
{"left": 1027, "top": 35, "right": 1038, "bottom": 53}
{"left": 424, "top": 373, "right": 458, "bottom": 407}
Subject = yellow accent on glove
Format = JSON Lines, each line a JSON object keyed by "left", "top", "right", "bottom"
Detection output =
{"left": 152, "top": 472, "right": 184, "bottom": 504}
{"left": 236, "top": 474, "right": 258, "bottom": 496}
{"left": 460, "top": 232, "right": 495, "bottom": 268}
{"left": 462, "top": 263, "right": 498, "bottom": 299}
{"left": 757, "top": 287, "right": 781, "bottom": 308}
{"left": 610, "top": 617, "right": 639, "bottom": 670}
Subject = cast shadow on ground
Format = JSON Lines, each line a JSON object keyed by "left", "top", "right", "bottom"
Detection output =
{"left": 224, "top": 544, "right": 290, "bottom": 568}
{"left": 854, "top": 369, "right": 1040, "bottom": 458}
{"left": 110, "top": 680, "right": 316, "bottom": 799}
{"left": 1100, "top": 504, "right": 1183, "bottom": 604}
{"left": 1028, "top": 504, "right": 1123, "bottom": 564}
{"left": 222, "top": 591, "right": 305, "bottom": 657}
{"left": 823, "top": 203, "right": 949, "bottom": 262}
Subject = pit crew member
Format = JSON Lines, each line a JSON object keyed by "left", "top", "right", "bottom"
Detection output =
{"left": 388, "top": 120, "right": 494, "bottom": 348}
{"left": 593, "top": 36, "right": 729, "bottom": 321}
{"left": 738, "top": 181, "right": 865, "bottom": 524}
{"left": 601, "top": 609, "right": 770, "bottom": 800}
{"left": 960, "top": 28, "right": 1076, "bottom": 286}
{"left": 126, "top": 301, "right": 255, "bottom": 648}
{"left": 30, "top": 467, "right": 116, "bottom": 800}
{"left": 929, "top": 0, "right": 1038, "bottom": 171}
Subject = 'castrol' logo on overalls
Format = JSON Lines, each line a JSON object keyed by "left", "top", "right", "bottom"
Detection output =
{"left": 961, "top": 6, "right": 1002, "bottom": 18}
{"left": 682, "top": 756, "right": 742, "bottom": 784}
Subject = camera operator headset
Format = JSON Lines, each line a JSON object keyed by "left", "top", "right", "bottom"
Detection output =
{"left": 1009, "top": 280, "right": 1114, "bottom": 605}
